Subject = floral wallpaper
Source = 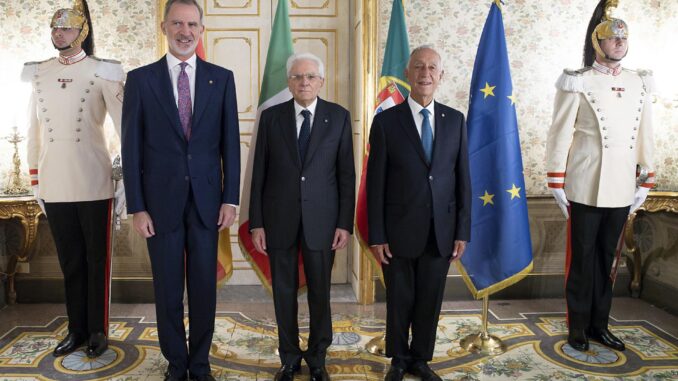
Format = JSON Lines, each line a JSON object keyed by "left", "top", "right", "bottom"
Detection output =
{"left": 0, "top": 0, "right": 158, "bottom": 194}
{"left": 379, "top": 0, "right": 678, "bottom": 193}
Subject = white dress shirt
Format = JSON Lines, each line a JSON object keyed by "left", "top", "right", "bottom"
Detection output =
{"left": 294, "top": 98, "right": 318, "bottom": 137}
{"left": 407, "top": 96, "right": 436, "bottom": 138}
{"left": 166, "top": 52, "right": 197, "bottom": 111}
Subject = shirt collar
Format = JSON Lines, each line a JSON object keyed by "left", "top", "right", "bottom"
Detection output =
{"left": 167, "top": 52, "right": 197, "bottom": 70}
{"left": 408, "top": 96, "right": 435, "bottom": 116}
{"left": 592, "top": 60, "right": 622, "bottom": 76}
{"left": 294, "top": 98, "right": 318, "bottom": 117}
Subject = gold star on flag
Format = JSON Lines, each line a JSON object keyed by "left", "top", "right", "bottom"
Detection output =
{"left": 507, "top": 93, "right": 516, "bottom": 105}
{"left": 506, "top": 184, "right": 521, "bottom": 199}
{"left": 479, "top": 190, "right": 495, "bottom": 206}
{"left": 480, "top": 82, "right": 496, "bottom": 99}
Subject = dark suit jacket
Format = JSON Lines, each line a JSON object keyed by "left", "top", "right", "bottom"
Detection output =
{"left": 367, "top": 100, "right": 471, "bottom": 258}
{"left": 249, "top": 98, "right": 355, "bottom": 251}
{"left": 122, "top": 56, "right": 240, "bottom": 233}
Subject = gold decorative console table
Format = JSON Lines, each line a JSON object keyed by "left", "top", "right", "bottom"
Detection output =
{"left": 624, "top": 191, "right": 678, "bottom": 297}
{"left": 0, "top": 196, "right": 44, "bottom": 304}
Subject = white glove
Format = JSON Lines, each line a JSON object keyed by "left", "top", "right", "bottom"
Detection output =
{"left": 31, "top": 185, "right": 46, "bottom": 215}
{"left": 550, "top": 188, "right": 570, "bottom": 219}
{"left": 629, "top": 187, "right": 650, "bottom": 214}
{"left": 114, "top": 181, "right": 127, "bottom": 220}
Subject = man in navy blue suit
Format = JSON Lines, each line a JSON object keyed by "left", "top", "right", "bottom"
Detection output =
{"left": 121, "top": 1, "right": 239, "bottom": 380}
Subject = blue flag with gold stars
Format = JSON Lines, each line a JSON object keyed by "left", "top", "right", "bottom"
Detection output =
{"left": 456, "top": 1, "right": 533, "bottom": 299}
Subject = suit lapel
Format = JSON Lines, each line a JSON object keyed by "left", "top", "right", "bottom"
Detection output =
{"left": 191, "top": 58, "right": 215, "bottom": 133}
{"left": 149, "top": 56, "right": 185, "bottom": 140}
{"left": 303, "top": 98, "right": 328, "bottom": 167}
{"left": 280, "top": 99, "right": 302, "bottom": 168}
{"left": 397, "top": 101, "right": 429, "bottom": 166}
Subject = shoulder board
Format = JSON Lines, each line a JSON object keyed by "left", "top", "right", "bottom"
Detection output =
{"left": 20, "top": 58, "right": 56, "bottom": 82}
{"left": 92, "top": 57, "right": 125, "bottom": 82}
{"left": 555, "top": 68, "right": 589, "bottom": 93}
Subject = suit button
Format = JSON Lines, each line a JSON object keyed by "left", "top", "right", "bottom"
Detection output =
{"left": 48, "top": 128, "right": 53, "bottom": 132}
{"left": 187, "top": 154, "right": 192, "bottom": 160}
{"left": 604, "top": 136, "right": 608, "bottom": 139}
{"left": 76, "top": 128, "right": 81, "bottom": 132}
{"left": 630, "top": 146, "right": 634, "bottom": 149}
{"left": 79, "top": 108, "right": 83, "bottom": 112}
{"left": 429, "top": 175, "right": 433, "bottom": 181}
{"left": 45, "top": 118, "right": 50, "bottom": 123}
{"left": 77, "top": 117, "right": 82, "bottom": 122}
{"left": 49, "top": 138, "right": 54, "bottom": 142}
{"left": 600, "top": 117, "right": 605, "bottom": 121}
{"left": 301, "top": 176, "right": 306, "bottom": 181}
{"left": 81, "top": 98, "right": 85, "bottom": 102}
{"left": 604, "top": 144, "right": 608, "bottom": 148}
{"left": 41, "top": 108, "right": 47, "bottom": 112}
{"left": 185, "top": 176, "right": 189, "bottom": 181}
{"left": 602, "top": 127, "right": 607, "bottom": 130}
{"left": 85, "top": 89, "right": 90, "bottom": 93}
{"left": 39, "top": 98, "right": 43, "bottom": 102}
{"left": 75, "top": 138, "right": 80, "bottom": 142}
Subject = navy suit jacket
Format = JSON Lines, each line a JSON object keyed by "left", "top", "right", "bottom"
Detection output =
{"left": 122, "top": 56, "right": 240, "bottom": 233}
{"left": 367, "top": 100, "right": 471, "bottom": 258}
{"left": 248, "top": 98, "right": 355, "bottom": 250}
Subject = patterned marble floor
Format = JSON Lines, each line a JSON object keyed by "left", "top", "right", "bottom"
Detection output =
{"left": 1, "top": 302, "right": 677, "bottom": 381}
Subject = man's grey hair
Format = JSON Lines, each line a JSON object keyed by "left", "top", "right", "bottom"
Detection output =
{"left": 408, "top": 44, "right": 444, "bottom": 70}
{"left": 164, "top": 0, "right": 204, "bottom": 23}
{"left": 286, "top": 53, "right": 325, "bottom": 78}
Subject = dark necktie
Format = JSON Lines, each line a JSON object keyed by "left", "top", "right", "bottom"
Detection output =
{"left": 177, "top": 62, "right": 192, "bottom": 139}
{"left": 420, "top": 108, "right": 433, "bottom": 163}
{"left": 298, "top": 109, "right": 311, "bottom": 163}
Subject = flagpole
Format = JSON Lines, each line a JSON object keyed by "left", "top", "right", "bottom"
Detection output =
{"left": 460, "top": 295, "right": 506, "bottom": 355}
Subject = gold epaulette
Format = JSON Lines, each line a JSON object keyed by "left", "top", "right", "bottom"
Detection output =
{"left": 625, "top": 68, "right": 656, "bottom": 94}
{"left": 90, "top": 56, "right": 122, "bottom": 64}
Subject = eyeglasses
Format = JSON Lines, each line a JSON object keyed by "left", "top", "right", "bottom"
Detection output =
{"left": 289, "top": 73, "right": 322, "bottom": 81}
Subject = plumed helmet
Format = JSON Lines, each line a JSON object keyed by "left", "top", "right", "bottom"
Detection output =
{"left": 50, "top": 0, "right": 94, "bottom": 53}
{"left": 583, "top": 0, "right": 628, "bottom": 66}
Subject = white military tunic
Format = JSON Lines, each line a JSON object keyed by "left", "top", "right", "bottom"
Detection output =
{"left": 546, "top": 64, "right": 655, "bottom": 208}
{"left": 23, "top": 53, "right": 124, "bottom": 203}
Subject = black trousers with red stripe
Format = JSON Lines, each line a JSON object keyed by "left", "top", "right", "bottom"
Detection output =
{"left": 44, "top": 199, "right": 112, "bottom": 336}
{"left": 566, "top": 201, "right": 629, "bottom": 331}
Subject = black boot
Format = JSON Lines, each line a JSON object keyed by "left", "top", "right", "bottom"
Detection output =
{"left": 86, "top": 331, "right": 108, "bottom": 358}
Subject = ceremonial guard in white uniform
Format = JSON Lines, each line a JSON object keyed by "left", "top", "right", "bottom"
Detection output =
{"left": 23, "top": 0, "right": 125, "bottom": 358}
{"left": 546, "top": 0, "right": 655, "bottom": 352}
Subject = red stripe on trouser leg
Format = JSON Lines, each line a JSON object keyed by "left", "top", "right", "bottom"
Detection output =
{"left": 103, "top": 199, "right": 113, "bottom": 336}
{"left": 564, "top": 206, "right": 572, "bottom": 327}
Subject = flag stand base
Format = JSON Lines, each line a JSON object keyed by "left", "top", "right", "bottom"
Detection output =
{"left": 365, "top": 334, "right": 386, "bottom": 356}
{"left": 460, "top": 295, "right": 506, "bottom": 355}
{"left": 460, "top": 332, "right": 506, "bottom": 355}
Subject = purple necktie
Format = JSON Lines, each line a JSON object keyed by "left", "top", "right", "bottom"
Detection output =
{"left": 177, "top": 62, "right": 192, "bottom": 139}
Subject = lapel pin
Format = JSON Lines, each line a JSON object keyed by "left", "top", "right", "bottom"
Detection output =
{"left": 324, "top": 119, "right": 328, "bottom": 123}
{"left": 209, "top": 80, "right": 213, "bottom": 84}
{"left": 442, "top": 113, "right": 445, "bottom": 118}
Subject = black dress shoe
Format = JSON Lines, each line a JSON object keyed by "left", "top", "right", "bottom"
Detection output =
{"left": 408, "top": 362, "right": 442, "bottom": 381}
{"left": 310, "top": 366, "right": 330, "bottom": 381}
{"left": 588, "top": 327, "right": 625, "bottom": 351}
{"left": 274, "top": 364, "right": 300, "bottom": 381}
{"left": 53, "top": 332, "right": 86, "bottom": 357}
{"left": 384, "top": 365, "right": 406, "bottom": 381}
{"left": 190, "top": 374, "right": 216, "bottom": 381}
{"left": 86, "top": 331, "right": 108, "bottom": 358}
{"left": 567, "top": 328, "right": 589, "bottom": 352}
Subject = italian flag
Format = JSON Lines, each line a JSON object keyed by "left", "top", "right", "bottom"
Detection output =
{"left": 237, "top": 0, "right": 303, "bottom": 291}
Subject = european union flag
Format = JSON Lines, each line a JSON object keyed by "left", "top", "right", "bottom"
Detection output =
{"left": 457, "top": 1, "right": 533, "bottom": 299}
